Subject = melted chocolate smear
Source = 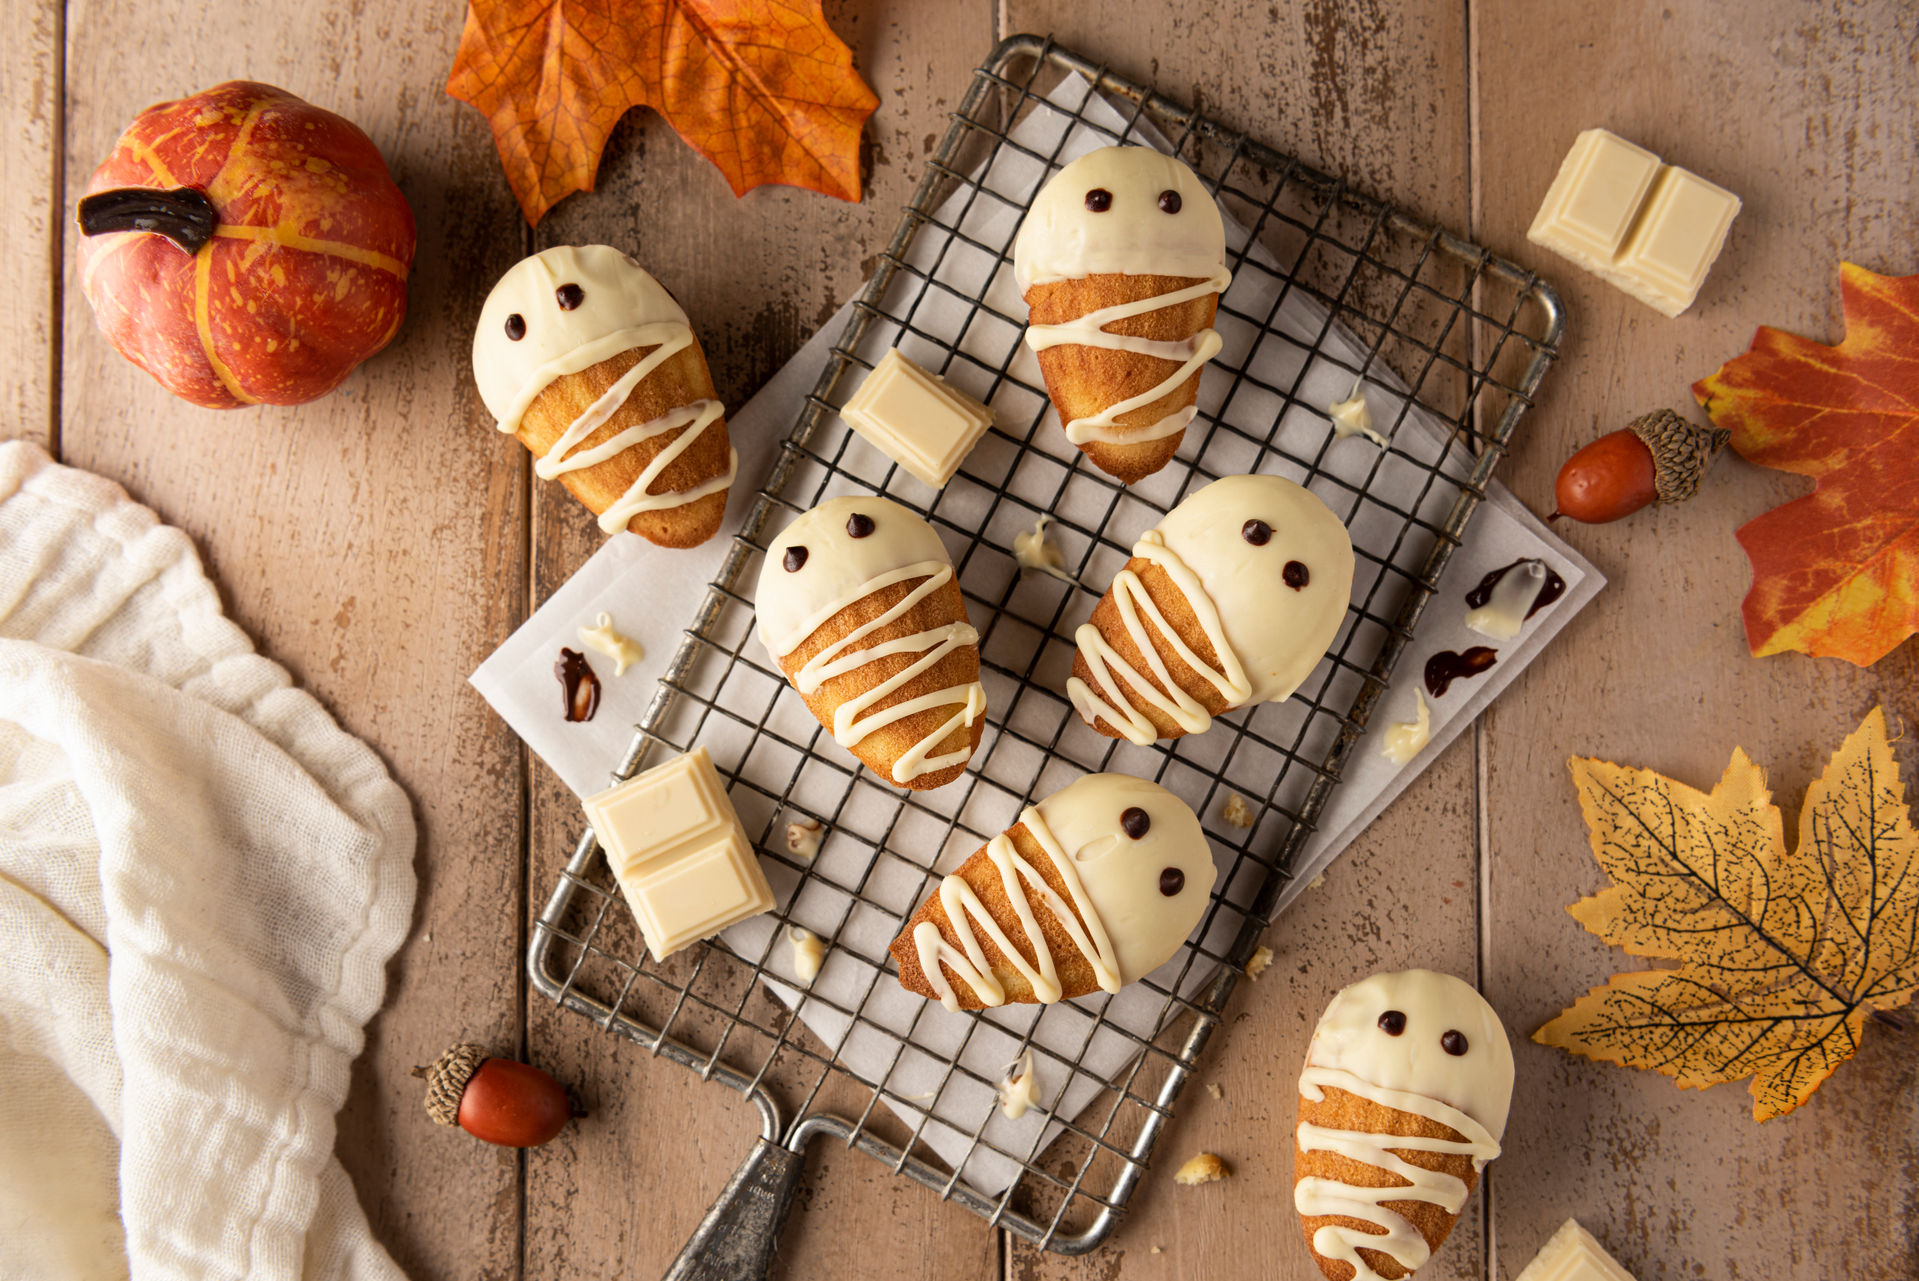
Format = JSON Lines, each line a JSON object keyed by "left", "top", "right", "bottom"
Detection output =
{"left": 1120, "top": 807, "right": 1151, "bottom": 839}
{"left": 1158, "top": 867, "right": 1185, "bottom": 896}
{"left": 1158, "top": 189, "right": 1182, "bottom": 214}
{"left": 1424, "top": 646, "right": 1498, "bottom": 699}
{"left": 557, "top": 648, "right": 601, "bottom": 723}
{"left": 555, "top": 282, "right": 585, "bottom": 310}
{"left": 1464, "top": 557, "right": 1566, "bottom": 619}
{"left": 783, "top": 545, "right": 809, "bottom": 572}
{"left": 504, "top": 313, "right": 527, "bottom": 341}
{"left": 1283, "top": 560, "right": 1310, "bottom": 590}
{"left": 1241, "top": 519, "right": 1271, "bottom": 546}
{"left": 1085, "top": 187, "right": 1113, "bottom": 212}
{"left": 1377, "top": 1010, "right": 1406, "bottom": 1036}
{"left": 846, "top": 513, "right": 875, "bottom": 539}
{"left": 1441, "top": 1030, "right": 1469, "bottom": 1057}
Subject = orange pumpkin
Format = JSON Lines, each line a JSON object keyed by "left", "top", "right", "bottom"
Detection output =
{"left": 76, "top": 81, "right": 417, "bottom": 409}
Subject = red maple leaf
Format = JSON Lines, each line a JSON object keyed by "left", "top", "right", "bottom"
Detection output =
{"left": 1693, "top": 263, "right": 1919, "bottom": 667}
{"left": 447, "top": 0, "right": 879, "bottom": 225}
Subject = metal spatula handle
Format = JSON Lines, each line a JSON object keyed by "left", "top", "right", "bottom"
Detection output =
{"left": 663, "top": 1137, "right": 806, "bottom": 1281}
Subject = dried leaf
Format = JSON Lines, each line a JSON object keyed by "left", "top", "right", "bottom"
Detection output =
{"left": 447, "top": 0, "right": 879, "bottom": 224}
{"left": 1692, "top": 263, "right": 1919, "bottom": 667}
{"left": 1537, "top": 707, "right": 1919, "bottom": 1120}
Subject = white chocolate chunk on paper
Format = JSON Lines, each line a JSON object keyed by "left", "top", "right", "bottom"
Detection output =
{"left": 1514, "top": 1219, "right": 1639, "bottom": 1281}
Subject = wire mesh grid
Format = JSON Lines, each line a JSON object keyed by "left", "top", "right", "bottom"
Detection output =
{"left": 529, "top": 33, "right": 1564, "bottom": 1256}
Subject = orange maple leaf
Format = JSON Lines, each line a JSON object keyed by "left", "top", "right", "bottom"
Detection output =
{"left": 447, "top": 0, "right": 879, "bottom": 225}
{"left": 1692, "top": 263, "right": 1919, "bottom": 667}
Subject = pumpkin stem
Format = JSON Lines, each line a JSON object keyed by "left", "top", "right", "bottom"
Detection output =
{"left": 77, "top": 187, "right": 220, "bottom": 255}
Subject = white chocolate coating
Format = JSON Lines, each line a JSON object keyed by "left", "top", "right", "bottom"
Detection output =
{"left": 755, "top": 496, "right": 985, "bottom": 785}
{"left": 1295, "top": 970, "right": 1515, "bottom": 1281}
{"left": 1378, "top": 689, "right": 1431, "bottom": 765}
{"left": 1014, "top": 147, "right": 1232, "bottom": 446}
{"left": 1068, "top": 475, "right": 1355, "bottom": 744}
{"left": 473, "top": 245, "right": 735, "bottom": 533}
{"left": 912, "top": 774, "right": 1213, "bottom": 1010}
{"left": 1465, "top": 560, "right": 1549, "bottom": 641}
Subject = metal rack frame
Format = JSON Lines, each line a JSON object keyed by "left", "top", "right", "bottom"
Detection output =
{"left": 528, "top": 32, "right": 1564, "bottom": 1271}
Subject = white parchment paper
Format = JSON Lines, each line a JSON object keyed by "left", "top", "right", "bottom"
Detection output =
{"left": 472, "top": 74, "right": 1599, "bottom": 1195}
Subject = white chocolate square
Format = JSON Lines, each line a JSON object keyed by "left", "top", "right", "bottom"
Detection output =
{"left": 840, "top": 348, "right": 994, "bottom": 489}
{"left": 1514, "top": 1219, "right": 1638, "bottom": 1281}
{"left": 1527, "top": 128, "right": 1740, "bottom": 317}
{"left": 582, "top": 747, "right": 775, "bottom": 959}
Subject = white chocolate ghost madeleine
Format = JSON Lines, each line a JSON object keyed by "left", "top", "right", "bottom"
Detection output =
{"left": 755, "top": 495, "right": 985, "bottom": 790}
{"left": 473, "top": 245, "right": 737, "bottom": 548}
{"left": 889, "top": 774, "right": 1214, "bottom": 1010}
{"left": 1069, "top": 474, "right": 1355, "bottom": 744}
{"left": 1293, "top": 970, "right": 1515, "bottom": 1281}
{"left": 1013, "top": 147, "right": 1231, "bottom": 484}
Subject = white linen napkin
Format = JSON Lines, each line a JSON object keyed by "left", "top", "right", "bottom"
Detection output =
{"left": 0, "top": 440, "right": 414, "bottom": 1281}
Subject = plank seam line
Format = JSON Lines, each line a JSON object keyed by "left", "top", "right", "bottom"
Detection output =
{"left": 47, "top": 0, "right": 66, "bottom": 458}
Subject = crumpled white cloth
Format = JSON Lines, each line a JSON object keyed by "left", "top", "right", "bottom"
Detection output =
{"left": 0, "top": 440, "right": 414, "bottom": 1281}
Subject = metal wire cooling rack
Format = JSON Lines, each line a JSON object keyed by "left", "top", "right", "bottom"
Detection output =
{"left": 529, "top": 32, "right": 1564, "bottom": 1277}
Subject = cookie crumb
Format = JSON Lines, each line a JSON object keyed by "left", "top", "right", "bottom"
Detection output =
{"left": 784, "top": 818, "right": 823, "bottom": 859}
{"left": 1150, "top": 1245, "right": 1163, "bottom": 1255}
{"left": 1244, "top": 945, "right": 1274, "bottom": 981}
{"left": 1206, "top": 1083, "right": 1223, "bottom": 1100}
{"left": 1221, "top": 793, "right": 1255, "bottom": 828}
{"left": 1174, "top": 1152, "right": 1229, "bottom": 1185}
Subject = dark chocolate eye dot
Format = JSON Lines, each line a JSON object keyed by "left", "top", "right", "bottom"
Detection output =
{"left": 1085, "top": 187, "right": 1113, "bottom": 212}
{"left": 504, "top": 313, "right": 526, "bottom": 341}
{"left": 1377, "top": 1010, "right": 1406, "bottom": 1036}
{"left": 1441, "top": 1030, "right": 1469, "bottom": 1056}
{"left": 1158, "top": 189, "right": 1182, "bottom": 214}
{"left": 1241, "top": 519, "right": 1271, "bottom": 546}
{"left": 1120, "top": 807, "right": 1150, "bottom": 839}
{"left": 1283, "top": 561, "right": 1310, "bottom": 590}
{"left": 846, "top": 513, "right": 875, "bottom": 539}
{"left": 1158, "top": 867, "right": 1185, "bottom": 896}
{"left": 783, "top": 545, "right": 809, "bottom": 572}
{"left": 555, "top": 283, "right": 585, "bottom": 310}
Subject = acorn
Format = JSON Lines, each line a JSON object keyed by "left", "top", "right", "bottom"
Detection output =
{"left": 414, "top": 1043, "right": 576, "bottom": 1148}
{"left": 1549, "top": 410, "right": 1729, "bottom": 524}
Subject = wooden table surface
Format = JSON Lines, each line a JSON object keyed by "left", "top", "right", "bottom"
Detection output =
{"left": 7, "top": 0, "right": 1916, "bottom": 1277}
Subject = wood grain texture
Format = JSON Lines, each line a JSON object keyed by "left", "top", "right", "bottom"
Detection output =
{"left": 57, "top": 1, "right": 530, "bottom": 1277}
{"left": 1473, "top": 2, "right": 1919, "bottom": 1278}
{"left": 517, "top": 3, "right": 1001, "bottom": 1278}
{"left": 0, "top": 0, "right": 58, "bottom": 446}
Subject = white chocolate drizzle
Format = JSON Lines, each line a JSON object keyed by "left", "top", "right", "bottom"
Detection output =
{"left": 756, "top": 497, "right": 985, "bottom": 785}
{"left": 1327, "top": 379, "right": 1389, "bottom": 448}
{"left": 1378, "top": 690, "right": 1431, "bottom": 765}
{"left": 1295, "top": 1065, "right": 1501, "bottom": 1281}
{"left": 1013, "top": 513, "right": 1076, "bottom": 584}
{"left": 578, "top": 612, "right": 643, "bottom": 675}
{"left": 997, "top": 1049, "right": 1040, "bottom": 1120}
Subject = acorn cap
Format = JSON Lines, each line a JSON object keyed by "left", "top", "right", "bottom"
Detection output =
{"left": 417, "top": 1042, "right": 485, "bottom": 1127}
{"left": 1628, "top": 409, "right": 1729, "bottom": 505}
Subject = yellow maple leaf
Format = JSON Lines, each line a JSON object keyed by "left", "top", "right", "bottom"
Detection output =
{"left": 1537, "top": 707, "right": 1919, "bottom": 1120}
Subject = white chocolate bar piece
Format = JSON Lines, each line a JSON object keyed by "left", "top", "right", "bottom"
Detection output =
{"left": 583, "top": 747, "right": 774, "bottom": 960}
{"left": 1528, "top": 129, "right": 1740, "bottom": 317}
{"left": 1514, "top": 1219, "right": 1638, "bottom": 1281}
{"left": 840, "top": 348, "right": 994, "bottom": 489}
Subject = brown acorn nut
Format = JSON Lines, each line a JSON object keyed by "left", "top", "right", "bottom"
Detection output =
{"left": 1549, "top": 410, "right": 1730, "bottom": 524}
{"left": 414, "top": 1042, "right": 576, "bottom": 1148}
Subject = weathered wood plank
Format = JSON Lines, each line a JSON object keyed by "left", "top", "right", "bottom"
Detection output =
{"left": 1475, "top": 1, "right": 1919, "bottom": 1277}
{"left": 58, "top": 1, "right": 530, "bottom": 1276}
{"left": 517, "top": 3, "right": 1002, "bottom": 1277}
{"left": 0, "top": 0, "right": 58, "bottom": 446}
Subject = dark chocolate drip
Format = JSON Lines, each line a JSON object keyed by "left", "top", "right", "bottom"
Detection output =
{"left": 1464, "top": 557, "right": 1566, "bottom": 619}
{"left": 1424, "top": 646, "right": 1498, "bottom": 699}
{"left": 77, "top": 186, "right": 219, "bottom": 255}
{"left": 556, "top": 648, "right": 601, "bottom": 722}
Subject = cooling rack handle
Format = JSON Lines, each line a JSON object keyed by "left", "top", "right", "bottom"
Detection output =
{"left": 663, "top": 1136, "right": 806, "bottom": 1281}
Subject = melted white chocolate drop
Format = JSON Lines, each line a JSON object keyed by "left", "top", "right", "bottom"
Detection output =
{"left": 787, "top": 926, "right": 825, "bottom": 984}
{"left": 1378, "top": 690, "right": 1431, "bottom": 765}
{"left": 1465, "top": 560, "right": 1549, "bottom": 641}
{"left": 578, "top": 612, "right": 643, "bottom": 676}
{"left": 1327, "top": 380, "right": 1389, "bottom": 448}
{"left": 1013, "top": 513, "right": 1075, "bottom": 584}
{"left": 997, "top": 1049, "right": 1040, "bottom": 1120}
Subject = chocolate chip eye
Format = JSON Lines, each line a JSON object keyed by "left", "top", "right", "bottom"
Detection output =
{"left": 1241, "top": 519, "right": 1271, "bottom": 546}
{"left": 1084, "top": 187, "right": 1113, "bottom": 212}
{"left": 1120, "top": 807, "right": 1150, "bottom": 839}
{"left": 783, "top": 545, "right": 809, "bottom": 572}
{"left": 504, "top": 313, "right": 526, "bottom": 341}
{"left": 1283, "top": 561, "right": 1310, "bottom": 590}
{"left": 1441, "top": 1030, "right": 1469, "bottom": 1056}
{"left": 1158, "top": 189, "right": 1182, "bottom": 214}
{"left": 846, "top": 513, "right": 875, "bottom": 538}
{"left": 1377, "top": 1010, "right": 1406, "bottom": 1036}
{"left": 1158, "top": 867, "right": 1185, "bottom": 896}
{"left": 555, "top": 282, "right": 585, "bottom": 310}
